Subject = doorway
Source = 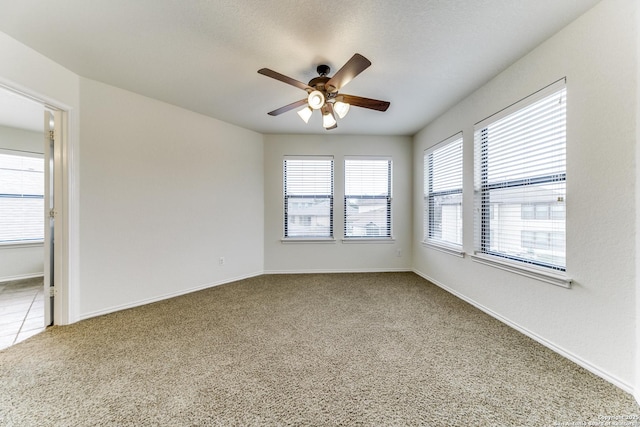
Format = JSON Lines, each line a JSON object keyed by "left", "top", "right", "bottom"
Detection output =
{"left": 0, "top": 86, "right": 59, "bottom": 349}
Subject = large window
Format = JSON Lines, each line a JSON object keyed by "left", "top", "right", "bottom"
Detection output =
{"left": 344, "top": 158, "right": 392, "bottom": 238}
{"left": 474, "top": 79, "right": 566, "bottom": 271}
{"left": 424, "top": 133, "right": 463, "bottom": 249}
{"left": 0, "top": 152, "right": 44, "bottom": 244}
{"left": 283, "top": 156, "right": 333, "bottom": 238}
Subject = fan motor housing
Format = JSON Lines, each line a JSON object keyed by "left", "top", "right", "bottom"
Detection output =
{"left": 309, "top": 64, "right": 332, "bottom": 92}
{"left": 308, "top": 76, "right": 330, "bottom": 91}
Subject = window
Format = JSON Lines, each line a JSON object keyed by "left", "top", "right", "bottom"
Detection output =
{"left": 521, "top": 231, "right": 566, "bottom": 251}
{"left": 283, "top": 156, "right": 333, "bottom": 238}
{"left": 424, "top": 133, "right": 463, "bottom": 249}
{"left": 521, "top": 203, "right": 565, "bottom": 220}
{"left": 474, "top": 79, "right": 566, "bottom": 272}
{"left": 0, "top": 152, "right": 44, "bottom": 244}
{"left": 344, "top": 158, "right": 392, "bottom": 238}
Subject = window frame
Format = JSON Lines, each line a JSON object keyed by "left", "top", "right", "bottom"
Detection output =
{"left": 472, "top": 78, "right": 571, "bottom": 287}
{"left": 282, "top": 156, "right": 334, "bottom": 242}
{"left": 423, "top": 132, "right": 464, "bottom": 256}
{"left": 343, "top": 156, "right": 393, "bottom": 241}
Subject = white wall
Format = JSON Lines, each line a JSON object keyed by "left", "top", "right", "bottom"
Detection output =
{"left": 0, "top": 125, "right": 43, "bottom": 153}
{"left": 264, "top": 134, "right": 412, "bottom": 273}
{"left": 0, "top": 245, "right": 43, "bottom": 282}
{"left": 413, "top": 0, "right": 637, "bottom": 391}
{"left": 636, "top": 0, "right": 640, "bottom": 404}
{"left": 78, "top": 78, "right": 264, "bottom": 318}
{"left": 0, "top": 125, "right": 45, "bottom": 281}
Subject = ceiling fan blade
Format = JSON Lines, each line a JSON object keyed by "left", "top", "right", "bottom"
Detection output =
{"left": 325, "top": 53, "right": 371, "bottom": 93}
{"left": 341, "top": 94, "right": 390, "bottom": 112}
{"left": 258, "top": 68, "right": 312, "bottom": 91}
{"left": 267, "top": 99, "right": 308, "bottom": 116}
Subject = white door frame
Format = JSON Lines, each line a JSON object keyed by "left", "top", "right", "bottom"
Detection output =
{"left": 0, "top": 81, "right": 76, "bottom": 326}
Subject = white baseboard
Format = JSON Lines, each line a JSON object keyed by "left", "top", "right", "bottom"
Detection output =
{"left": 78, "top": 271, "right": 264, "bottom": 321}
{"left": 412, "top": 269, "right": 634, "bottom": 395}
{"left": 0, "top": 272, "right": 44, "bottom": 284}
{"left": 263, "top": 267, "right": 412, "bottom": 275}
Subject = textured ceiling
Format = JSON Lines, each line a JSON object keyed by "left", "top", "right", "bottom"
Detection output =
{"left": 0, "top": 0, "right": 600, "bottom": 135}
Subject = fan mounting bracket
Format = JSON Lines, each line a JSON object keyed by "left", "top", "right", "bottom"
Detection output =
{"left": 317, "top": 64, "right": 330, "bottom": 76}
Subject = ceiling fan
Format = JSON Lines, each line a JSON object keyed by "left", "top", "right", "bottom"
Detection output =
{"left": 258, "top": 53, "right": 390, "bottom": 130}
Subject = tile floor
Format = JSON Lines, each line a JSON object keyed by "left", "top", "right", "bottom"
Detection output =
{"left": 0, "top": 277, "right": 45, "bottom": 350}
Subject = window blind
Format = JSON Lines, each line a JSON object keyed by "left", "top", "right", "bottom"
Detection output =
{"left": 283, "top": 157, "right": 333, "bottom": 238}
{"left": 344, "top": 158, "right": 392, "bottom": 238}
{"left": 424, "top": 133, "right": 463, "bottom": 248}
{"left": 0, "top": 152, "right": 45, "bottom": 243}
{"left": 474, "top": 79, "right": 566, "bottom": 271}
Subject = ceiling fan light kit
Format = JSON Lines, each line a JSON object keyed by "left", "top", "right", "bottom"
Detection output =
{"left": 307, "top": 90, "right": 325, "bottom": 109}
{"left": 258, "top": 53, "right": 390, "bottom": 130}
{"left": 333, "top": 96, "right": 350, "bottom": 119}
{"left": 297, "top": 106, "right": 313, "bottom": 123}
{"left": 321, "top": 103, "right": 337, "bottom": 129}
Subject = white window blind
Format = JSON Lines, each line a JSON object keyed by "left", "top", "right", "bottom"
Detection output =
{"left": 0, "top": 152, "right": 44, "bottom": 244}
{"left": 474, "top": 79, "right": 566, "bottom": 271}
{"left": 424, "top": 133, "right": 463, "bottom": 248}
{"left": 283, "top": 157, "right": 333, "bottom": 238}
{"left": 344, "top": 158, "right": 392, "bottom": 238}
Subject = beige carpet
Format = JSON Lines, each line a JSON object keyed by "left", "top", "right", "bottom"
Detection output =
{"left": 0, "top": 272, "right": 638, "bottom": 426}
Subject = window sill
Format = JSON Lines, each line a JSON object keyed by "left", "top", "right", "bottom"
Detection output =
{"left": 470, "top": 253, "right": 572, "bottom": 288}
{"left": 281, "top": 238, "right": 336, "bottom": 244}
{"left": 342, "top": 237, "right": 395, "bottom": 244}
{"left": 0, "top": 241, "right": 44, "bottom": 249}
{"left": 422, "top": 241, "right": 465, "bottom": 258}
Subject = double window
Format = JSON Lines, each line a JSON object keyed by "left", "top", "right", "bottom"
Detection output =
{"left": 0, "top": 152, "right": 44, "bottom": 244}
{"left": 424, "top": 133, "right": 463, "bottom": 250}
{"left": 474, "top": 79, "right": 567, "bottom": 272}
{"left": 344, "top": 158, "right": 392, "bottom": 239}
{"left": 283, "top": 156, "right": 393, "bottom": 240}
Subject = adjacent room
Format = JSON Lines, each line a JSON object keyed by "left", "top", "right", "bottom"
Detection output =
{"left": 0, "top": 0, "right": 638, "bottom": 424}
{"left": 0, "top": 88, "right": 47, "bottom": 348}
